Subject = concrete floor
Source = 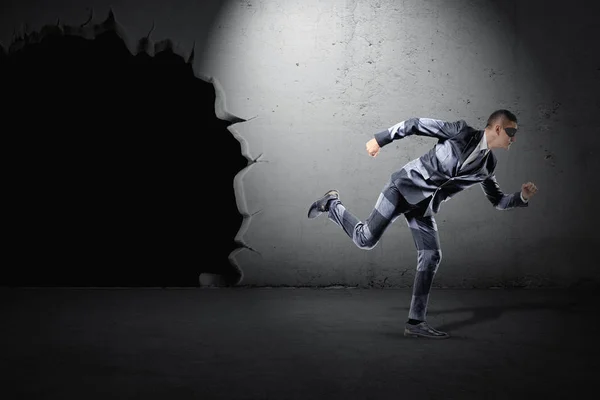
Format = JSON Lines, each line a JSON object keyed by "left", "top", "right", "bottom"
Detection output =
{"left": 1, "top": 287, "right": 598, "bottom": 399}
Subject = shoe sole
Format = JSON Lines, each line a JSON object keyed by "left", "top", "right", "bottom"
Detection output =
{"left": 307, "top": 190, "right": 339, "bottom": 219}
{"left": 404, "top": 328, "right": 450, "bottom": 339}
{"left": 307, "top": 200, "right": 323, "bottom": 219}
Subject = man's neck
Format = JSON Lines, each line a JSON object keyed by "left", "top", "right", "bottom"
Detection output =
{"left": 484, "top": 129, "right": 495, "bottom": 150}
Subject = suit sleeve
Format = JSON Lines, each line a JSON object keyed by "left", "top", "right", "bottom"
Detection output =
{"left": 480, "top": 175, "right": 529, "bottom": 210}
{"left": 373, "top": 118, "right": 464, "bottom": 147}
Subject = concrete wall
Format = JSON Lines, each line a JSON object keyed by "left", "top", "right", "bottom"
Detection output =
{"left": 3, "top": 0, "right": 599, "bottom": 288}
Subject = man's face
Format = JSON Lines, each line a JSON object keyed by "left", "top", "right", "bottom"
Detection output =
{"left": 496, "top": 120, "right": 518, "bottom": 150}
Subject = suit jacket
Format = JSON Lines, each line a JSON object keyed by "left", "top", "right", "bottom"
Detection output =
{"left": 373, "top": 118, "right": 529, "bottom": 216}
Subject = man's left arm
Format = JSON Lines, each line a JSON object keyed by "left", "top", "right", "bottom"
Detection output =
{"left": 480, "top": 175, "right": 536, "bottom": 210}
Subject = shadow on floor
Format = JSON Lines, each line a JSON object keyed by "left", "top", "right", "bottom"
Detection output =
{"left": 391, "top": 298, "right": 585, "bottom": 333}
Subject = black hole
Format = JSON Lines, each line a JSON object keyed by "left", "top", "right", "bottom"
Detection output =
{"left": 1, "top": 21, "right": 247, "bottom": 287}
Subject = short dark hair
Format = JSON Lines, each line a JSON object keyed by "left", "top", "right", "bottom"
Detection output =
{"left": 486, "top": 109, "right": 517, "bottom": 127}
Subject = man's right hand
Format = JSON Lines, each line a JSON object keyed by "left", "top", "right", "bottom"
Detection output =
{"left": 366, "top": 138, "right": 380, "bottom": 157}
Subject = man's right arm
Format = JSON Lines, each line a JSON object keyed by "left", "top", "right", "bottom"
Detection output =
{"left": 373, "top": 118, "right": 464, "bottom": 148}
{"left": 480, "top": 175, "right": 529, "bottom": 210}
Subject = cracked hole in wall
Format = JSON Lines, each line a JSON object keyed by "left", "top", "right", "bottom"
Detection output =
{"left": 1, "top": 10, "right": 248, "bottom": 287}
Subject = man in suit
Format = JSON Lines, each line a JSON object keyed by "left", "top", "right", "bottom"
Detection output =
{"left": 307, "top": 109, "right": 538, "bottom": 339}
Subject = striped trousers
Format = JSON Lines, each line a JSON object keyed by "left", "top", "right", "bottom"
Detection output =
{"left": 327, "top": 180, "right": 441, "bottom": 322}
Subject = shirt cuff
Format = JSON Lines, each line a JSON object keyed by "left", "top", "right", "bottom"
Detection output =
{"left": 520, "top": 192, "right": 528, "bottom": 203}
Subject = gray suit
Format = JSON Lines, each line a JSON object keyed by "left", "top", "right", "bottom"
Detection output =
{"left": 326, "top": 118, "right": 528, "bottom": 321}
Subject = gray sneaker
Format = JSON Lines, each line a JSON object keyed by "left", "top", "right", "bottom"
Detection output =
{"left": 307, "top": 190, "right": 339, "bottom": 219}
{"left": 404, "top": 321, "right": 450, "bottom": 339}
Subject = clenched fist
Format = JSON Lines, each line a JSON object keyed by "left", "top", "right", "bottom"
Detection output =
{"left": 366, "top": 138, "right": 380, "bottom": 157}
{"left": 521, "top": 182, "right": 538, "bottom": 200}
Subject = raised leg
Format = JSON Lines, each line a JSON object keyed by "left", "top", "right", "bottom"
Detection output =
{"left": 327, "top": 181, "right": 411, "bottom": 250}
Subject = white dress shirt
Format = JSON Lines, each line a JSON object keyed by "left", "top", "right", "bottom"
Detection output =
{"left": 460, "top": 131, "right": 528, "bottom": 203}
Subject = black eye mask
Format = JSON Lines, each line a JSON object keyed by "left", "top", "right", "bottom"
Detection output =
{"left": 505, "top": 127, "right": 517, "bottom": 137}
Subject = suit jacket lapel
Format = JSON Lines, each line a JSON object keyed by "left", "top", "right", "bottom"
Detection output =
{"left": 462, "top": 149, "right": 497, "bottom": 181}
{"left": 460, "top": 150, "right": 488, "bottom": 176}
{"left": 454, "top": 130, "right": 484, "bottom": 175}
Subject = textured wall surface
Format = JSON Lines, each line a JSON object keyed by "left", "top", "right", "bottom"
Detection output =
{"left": 3, "top": 0, "right": 599, "bottom": 288}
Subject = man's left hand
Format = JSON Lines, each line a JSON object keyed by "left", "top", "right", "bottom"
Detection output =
{"left": 521, "top": 182, "right": 538, "bottom": 200}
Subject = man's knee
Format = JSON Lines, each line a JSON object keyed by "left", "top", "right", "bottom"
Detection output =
{"left": 417, "top": 249, "right": 442, "bottom": 270}
{"left": 356, "top": 239, "right": 378, "bottom": 250}
{"left": 353, "top": 224, "right": 379, "bottom": 250}
{"left": 432, "top": 249, "right": 442, "bottom": 265}
{"left": 354, "top": 235, "right": 379, "bottom": 250}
